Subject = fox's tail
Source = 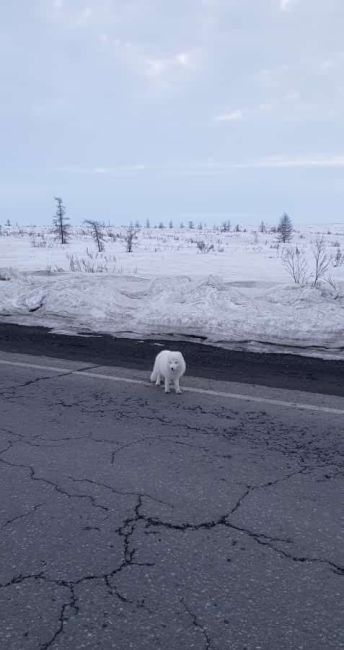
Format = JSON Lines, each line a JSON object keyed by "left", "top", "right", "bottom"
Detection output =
{"left": 150, "top": 361, "right": 158, "bottom": 383}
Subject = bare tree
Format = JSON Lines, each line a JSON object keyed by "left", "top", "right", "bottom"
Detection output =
{"left": 125, "top": 226, "right": 138, "bottom": 253}
{"left": 145, "top": 219, "right": 150, "bottom": 229}
{"left": 333, "top": 246, "right": 344, "bottom": 267}
{"left": 312, "top": 237, "right": 331, "bottom": 287}
{"left": 277, "top": 213, "right": 293, "bottom": 243}
{"left": 281, "top": 246, "right": 308, "bottom": 285}
{"left": 53, "top": 197, "right": 70, "bottom": 244}
{"left": 84, "top": 219, "right": 105, "bottom": 252}
{"left": 259, "top": 220, "right": 266, "bottom": 233}
{"left": 221, "top": 220, "right": 231, "bottom": 232}
{"left": 196, "top": 240, "right": 214, "bottom": 253}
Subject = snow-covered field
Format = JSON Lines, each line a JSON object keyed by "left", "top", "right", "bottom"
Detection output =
{"left": 0, "top": 224, "right": 343, "bottom": 358}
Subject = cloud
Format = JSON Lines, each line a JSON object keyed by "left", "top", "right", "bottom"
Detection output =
{"left": 258, "top": 103, "right": 274, "bottom": 112}
{"left": 214, "top": 110, "right": 243, "bottom": 122}
{"left": 256, "top": 64, "right": 290, "bottom": 88}
{"left": 176, "top": 156, "right": 344, "bottom": 174}
{"left": 60, "top": 156, "right": 344, "bottom": 179}
{"left": 93, "top": 164, "right": 147, "bottom": 174}
{"left": 96, "top": 32, "right": 201, "bottom": 88}
{"left": 144, "top": 49, "right": 200, "bottom": 82}
{"left": 75, "top": 7, "right": 92, "bottom": 26}
{"left": 253, "top": 155, "right": 344, "bottom": 168}
{"left": 279, "top": 0, "right": 298, "bottom": 12}
{"left": 48, "top": 2, "right": 94, "bottom": 28}
{"left": 61, "top": 164, "right": 148, "bottom": 177}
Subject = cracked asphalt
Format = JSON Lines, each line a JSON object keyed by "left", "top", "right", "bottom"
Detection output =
{"left": 0, "top": 351, "right": 343, "bottom": 650}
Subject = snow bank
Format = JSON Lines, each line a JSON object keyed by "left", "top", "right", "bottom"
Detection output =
{"left": 0, "top": 271, "right": 343, "bottom": 358}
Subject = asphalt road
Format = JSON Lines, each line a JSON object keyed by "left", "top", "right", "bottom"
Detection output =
{"left": 0, "top": 322, "right": 343, "bottom": 396}
{"left": 0, "top": 343, "right": 343, "bottom": 650}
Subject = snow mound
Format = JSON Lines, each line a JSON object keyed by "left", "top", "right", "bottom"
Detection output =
{"left": 0, "top": 272, "right": 343, "bottom": 357}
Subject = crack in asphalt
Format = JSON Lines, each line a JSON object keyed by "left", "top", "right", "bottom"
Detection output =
{"left": 143, "top": 500, "right": 344, "bottom": 576}
{"left": 0, "top": 478, "right": 342, "bottom": 649}
{"left": 0, "top": 371, "right": 75, "bottom": 398}
{"left": 51, "top": 396, "right": 228, "bottom": 439}
{"left": 47, "top": 394, "right": 344, "bottom": 469}
{"left": 116, "top": 496, "right": 152, "bottom": 568}
{"left": 110, "top": 435, "right": 160, "bottom": 465}
{"left": 181, "top": 598, "right": 214, "bottom": 649}
{"left": 39, "top": 583, "right": 79, "bottom": 650}
{"left": 0, "top": 364, "right": 100, "bottom": 399}
{"left": 0, "top": 456, "right": 109, "bottom": 515}
{"left": 1, "top": 502, "right": 44, "bottom": 530}
{"left": 229, "top": 465, "right": 328, "bottom": 515}
{"left": 69, "top": 476, "right": 174, "bottom": 509}
{"left": 0, "top": 438, "right": 342, "bottom": 577}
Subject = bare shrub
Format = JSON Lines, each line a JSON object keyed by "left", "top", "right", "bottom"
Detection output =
{"left": 125, "top": 226, "right": 138, "bottom": 253}
{"left": 196, "top": 240, "right": 214, "bottom": 253}
{"left": 281, "top": 247, "right": 308, "bottom": 285}
{"left": 311, "top": 237, "right": 332, "bottom": 287}
{"left": 0, "top": 269, "right": 11, "bottom": 281}
{"left": 324, "top": 276, "right": 342, "bottom": 299}
{"left": 67, "top": 249, "right": 116, "bottom": 273}
{"left": 107, "top": 230, "right": 119, "bottom": 242}
{"left": 221, "top": 220, "right": 231, "bottom": 232}
{"left": 31, "top": 234, "right": 48, "bottom": 248}
{"left": 333, "top": 247, "right": 344, "bottom": 267}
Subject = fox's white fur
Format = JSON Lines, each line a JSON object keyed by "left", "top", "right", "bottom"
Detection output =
{"left": 150, "top": 350, "right": 186, "bottom": 394}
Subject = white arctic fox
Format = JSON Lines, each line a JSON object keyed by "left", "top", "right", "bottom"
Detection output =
{"left": 150, "top": 350, "right": 186, "bottom": 394}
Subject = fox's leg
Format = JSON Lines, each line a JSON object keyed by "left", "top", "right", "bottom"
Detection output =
{"left": 164, "top": 377, "right": 170, "bottom": 393}
{"left": 174, "top": 378, "right": 182, "bottom": 394}
{"left": 156, "top": 373, "right": 161, "bottom": 386}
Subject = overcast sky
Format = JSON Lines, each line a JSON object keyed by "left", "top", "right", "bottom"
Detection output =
{"left": 1, "top": 0, "right": 344, "bottom": 225}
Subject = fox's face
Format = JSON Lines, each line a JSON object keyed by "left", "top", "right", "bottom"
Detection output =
{"left": 169, "top": 358, "right": 180, "bottom": 373}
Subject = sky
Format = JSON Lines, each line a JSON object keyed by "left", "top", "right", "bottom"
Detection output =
{"left": 0, "top": 0, "right": 344, "bottom": 226}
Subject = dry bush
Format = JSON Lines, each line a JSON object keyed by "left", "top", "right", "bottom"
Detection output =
{"left": 311, "top": 237, "right": 331, "bottom": 287}
{"left": 196, "top": 240, "right": 214, "bottom": 253}
{"left": 281, "top": 247, "right": 308, "bottom": 285}
{"left": 67, "top": 249, "right": 116, "bottom": 273}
